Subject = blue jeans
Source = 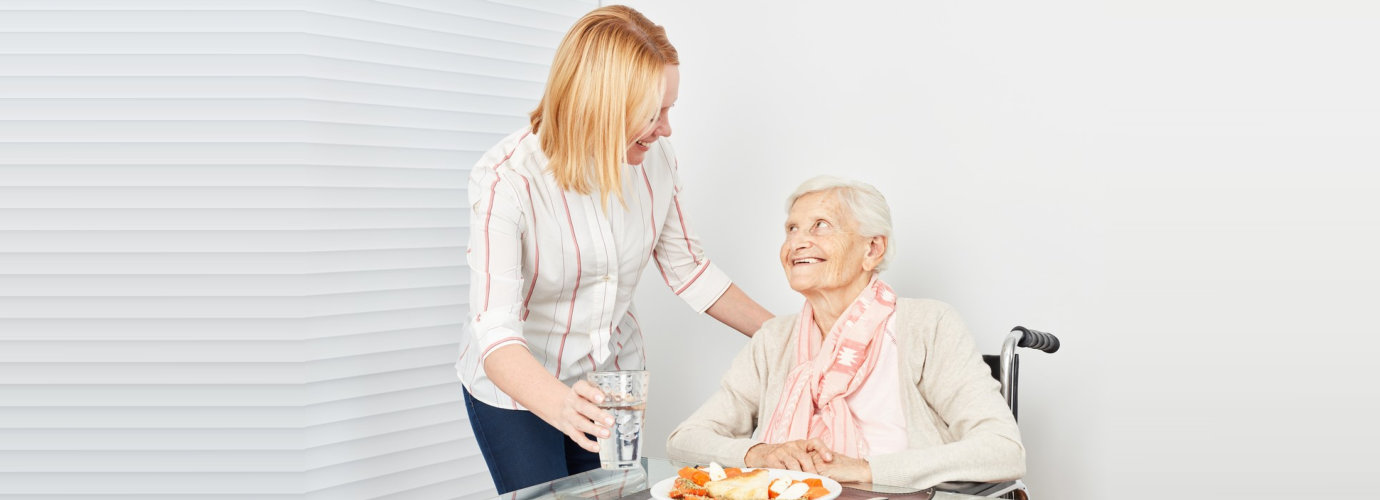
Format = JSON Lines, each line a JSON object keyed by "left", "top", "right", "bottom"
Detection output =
{"left": 463, "top": 387, "right": 600, "bottom": 494}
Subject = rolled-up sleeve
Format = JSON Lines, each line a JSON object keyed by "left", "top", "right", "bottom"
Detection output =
{"left": 467, "top": 165, "right": 530, "bottom": 360}
{"left": 649, "top": 154, "right": 732, "bottom": 313}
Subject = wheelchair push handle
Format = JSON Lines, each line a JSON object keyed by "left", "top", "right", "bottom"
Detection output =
{"left": 1012, "top": 326, "right": 1060, "bottom": 353}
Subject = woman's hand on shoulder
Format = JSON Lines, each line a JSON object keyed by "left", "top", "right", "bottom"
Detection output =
{"left": 744, "top": 438, "right": 832, "bottom": 474}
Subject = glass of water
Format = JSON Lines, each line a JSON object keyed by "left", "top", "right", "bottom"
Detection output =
{"left": 586, "top": 370, "right": 649, "bottom": 470}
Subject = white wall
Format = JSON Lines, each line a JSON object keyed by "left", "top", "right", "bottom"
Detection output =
{"left": 620, "top": 1, "right": 1380, "bottom": 498}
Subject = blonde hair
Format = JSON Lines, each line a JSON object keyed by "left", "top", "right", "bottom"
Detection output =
{"left": 531, "top": 5, "right": 679, "bottom": 207}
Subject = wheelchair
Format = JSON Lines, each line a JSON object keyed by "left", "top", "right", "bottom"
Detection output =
{"left": 938, "top": 326, "right": 1061, "bottom": 499}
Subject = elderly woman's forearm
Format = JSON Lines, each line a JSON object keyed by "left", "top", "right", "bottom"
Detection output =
{"left": 870, "top": 433, "right": 1026, "bottom": 489}
{"left": 667, "top": 425, "right": 760, "bottom": 467}
{"left": 705, "top": 284, "right": 773, "bottom": 336}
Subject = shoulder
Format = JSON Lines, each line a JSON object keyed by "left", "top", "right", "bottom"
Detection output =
{"left": 473, "top": 129, "right": 544, "bottom": 178}
{"left": 893, "top": 297, "right": 972, "bottom": 344}
{"left": 758, "top": 313, "right": 797, "bottom": 334}
{"left": 750, "top": 313, "right": 799, "bottom": 349}
{"left": 471, "top": 129, "right": 542, "bottom": 193}
{"left": 727, "top": 313, "right": 797, "bottom": 375}
{"left": 895, "top": 297, "right": 959, "bottom": 324}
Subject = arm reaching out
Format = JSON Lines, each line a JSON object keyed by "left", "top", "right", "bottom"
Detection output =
{"left": 482, "top": 345, "right": 613, "bottom": 453}
{"left": 706, "top": 284, "right": 773, "bottom": 337}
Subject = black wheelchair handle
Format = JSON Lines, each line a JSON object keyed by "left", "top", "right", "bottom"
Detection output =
{"left": 1013, "top": 326, "right": 1060, "bottom": 353}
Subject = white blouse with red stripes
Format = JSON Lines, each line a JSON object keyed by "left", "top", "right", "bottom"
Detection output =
{"left": 456, "top": 128, "right": 734, "bottom": 409}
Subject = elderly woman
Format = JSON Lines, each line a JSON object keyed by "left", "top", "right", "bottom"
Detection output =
{"left": 666, "top": 176, "right": 1025, "bottom": 488}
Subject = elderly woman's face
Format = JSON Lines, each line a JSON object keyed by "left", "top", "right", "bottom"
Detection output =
{"left": 780, "top": 191, "right": 876, "bottom": 296}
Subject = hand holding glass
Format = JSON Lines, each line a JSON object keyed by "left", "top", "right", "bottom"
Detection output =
{"left": 586, "top": 370, "right": 649, "bottom": 470}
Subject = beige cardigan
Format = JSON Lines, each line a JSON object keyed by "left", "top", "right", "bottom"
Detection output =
{"left": 665, "top": 298, "right": 1026, "bottom": 489}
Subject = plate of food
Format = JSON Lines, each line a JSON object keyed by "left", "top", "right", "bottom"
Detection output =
{"left": 651, "top": 463, "right": 841, "bottom": 500}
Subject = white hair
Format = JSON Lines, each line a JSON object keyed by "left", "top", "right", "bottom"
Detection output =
{"left": 785, "top": 175, "right": 894, "bottom": 272}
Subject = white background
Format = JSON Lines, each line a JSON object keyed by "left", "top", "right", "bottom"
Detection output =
{"left": 619, "top": 1, "right": 1380, "bottom": 498}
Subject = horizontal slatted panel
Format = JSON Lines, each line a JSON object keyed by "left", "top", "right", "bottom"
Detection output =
{"left": 0, "top": 0, "right": 593, "bottom": 497}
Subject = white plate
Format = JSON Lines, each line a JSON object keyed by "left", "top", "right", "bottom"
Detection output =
{"left": 650, "top": 468, "right": 842, "bottom": 500}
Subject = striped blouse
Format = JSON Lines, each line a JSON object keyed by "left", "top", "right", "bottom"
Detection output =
{"left": 456, "top": 128, "right": 733, "bottom": 409}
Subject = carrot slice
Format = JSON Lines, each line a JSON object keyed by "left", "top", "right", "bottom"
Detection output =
{"left": 691, "top": 471, "right": 711, "bottom": 486}
{"left": 805, "top": 486, "right": 831, "bottom": 499}
{"left": 724, "top": 467, "right": 742, "bottom": 478}
{"left": 802, "top": 478, "right": 823, "bottom": 488}
{"left": 678, "top": 467, "right": 699, "bottom": 480}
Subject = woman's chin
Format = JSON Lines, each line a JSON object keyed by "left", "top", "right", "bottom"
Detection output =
{"left": 786, "top": 278, "right": 813, "bottom": 294}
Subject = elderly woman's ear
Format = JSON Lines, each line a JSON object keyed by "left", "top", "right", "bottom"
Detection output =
{"left": 861, "top": 235, "right": 888, "bottom": 273}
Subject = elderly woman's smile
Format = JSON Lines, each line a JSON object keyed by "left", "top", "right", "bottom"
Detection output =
{"left": 780, "top": 191, "right": 882, "bottom": 305}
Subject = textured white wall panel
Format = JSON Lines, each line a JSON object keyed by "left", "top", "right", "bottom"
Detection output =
{"left": 0, "top": 0, "right": 596, "bottom": 497}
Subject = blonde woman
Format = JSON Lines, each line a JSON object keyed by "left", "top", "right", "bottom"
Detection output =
{"left": 456, "top": 5, "right": 773, "bottom": 493}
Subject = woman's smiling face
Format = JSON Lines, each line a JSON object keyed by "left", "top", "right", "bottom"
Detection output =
{"left": 626, "top": 65, "right": 678, "bottom": 166}
{"left": 779, "top": 191, "right": 875, "bottom": 296}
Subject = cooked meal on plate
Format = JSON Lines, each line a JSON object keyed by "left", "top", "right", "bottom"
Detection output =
{"left": 669, "top": 463, "right": 832, "bottom": 500}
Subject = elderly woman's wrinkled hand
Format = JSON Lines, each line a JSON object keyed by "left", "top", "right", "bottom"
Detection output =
{"left": 811, "top": 448, "right": 872, "bottom": 483}
{"left": 745, "top": 438, "right": 833, "bottom": 474}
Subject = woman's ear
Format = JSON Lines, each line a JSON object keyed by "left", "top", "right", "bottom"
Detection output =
{"left": 862, "top": 235, "right": 888, "bottom": 272}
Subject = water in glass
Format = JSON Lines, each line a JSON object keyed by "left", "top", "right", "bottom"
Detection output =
{"left": 588, "top": 370, "right": 649, "bottom": 470}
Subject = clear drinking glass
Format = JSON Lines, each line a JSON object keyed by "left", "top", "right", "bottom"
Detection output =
{"left": 586, "top": 370, "right": 649, "bottom": 470}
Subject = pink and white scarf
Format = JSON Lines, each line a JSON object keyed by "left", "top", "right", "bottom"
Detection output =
{"left": 761, "top": 276, "right": 898, "bottom": 458}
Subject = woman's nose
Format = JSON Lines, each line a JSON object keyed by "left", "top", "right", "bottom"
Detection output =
{"left": 656, "top": 115, "right": 672, "bottom": 138}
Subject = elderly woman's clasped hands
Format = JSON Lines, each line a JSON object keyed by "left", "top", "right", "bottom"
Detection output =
{"left": 745, "top": 439, "right": 871, "bottom": 483}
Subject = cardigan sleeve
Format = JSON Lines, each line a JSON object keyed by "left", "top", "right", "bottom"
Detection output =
{"left": 868, "top": 303, "right": 1027, "bottom": 489}
{"left": 665, "top": 318, "right": 782, "bottom": 466}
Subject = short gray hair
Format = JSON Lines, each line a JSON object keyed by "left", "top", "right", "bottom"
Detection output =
{"left": 785, "top": 175, "right": 894, "bottom": 272}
